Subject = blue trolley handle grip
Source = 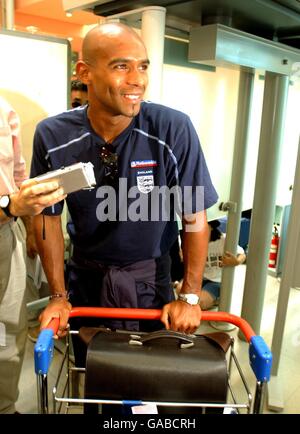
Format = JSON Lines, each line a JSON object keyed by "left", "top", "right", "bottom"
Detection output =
{"left": 249, "top": 335, "right": 272, "bottom": 382}
{"left": 34, "top": 318, "right": 59, "bottom": 375}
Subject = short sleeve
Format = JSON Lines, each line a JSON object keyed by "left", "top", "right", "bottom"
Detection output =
{"left": 30, "top": 125, "right": 64, "bottom": 215}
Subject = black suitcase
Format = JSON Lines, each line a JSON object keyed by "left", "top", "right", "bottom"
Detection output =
{"left": 81, "top": 328, "right": 231, "bottom": 414}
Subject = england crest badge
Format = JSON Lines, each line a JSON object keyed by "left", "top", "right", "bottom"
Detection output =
{"left": 137, "top": 174, "right": 154, "bottom": 193}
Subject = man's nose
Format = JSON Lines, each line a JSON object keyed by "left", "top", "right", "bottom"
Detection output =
{"left": 127, "top": 68, "right": 147, "bottom": 87}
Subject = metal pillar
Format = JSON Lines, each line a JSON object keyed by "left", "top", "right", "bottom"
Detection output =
{"left": 271, "top": 187, "right": 299, "bottom": 375}
{"left": 2, "top": 0, "right": 14, "bottom": 29}
{"left": 238, "top": 72, "right": 289, "bottom": 339}
{"left": 219, "top": 71, "right": 254, "bottom": 311}
{"left": 210, "top": 70, "right": 254, "bottom": 332}
{"left": 141, "top": 7, "right": 166, "bottom": 103}
{"left": 267, "top": 137, "right": 300, "bottom": 412}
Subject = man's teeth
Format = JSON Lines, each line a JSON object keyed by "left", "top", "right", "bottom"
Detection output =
{"left": 124, "top": 95, "right": 139, "bottom": 100}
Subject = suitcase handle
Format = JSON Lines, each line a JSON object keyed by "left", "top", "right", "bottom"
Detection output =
{"left": 129, "top": 329, "right": 195, "bottom": 349}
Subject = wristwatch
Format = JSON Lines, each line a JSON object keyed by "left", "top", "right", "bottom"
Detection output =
{"left": 0, "top": 195, "right": 14, "bottom": 218}
{"left": 177, "top": 293, "right": 200, "bottom": 305}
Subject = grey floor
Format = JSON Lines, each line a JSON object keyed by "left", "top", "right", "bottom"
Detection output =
{"left": 16, "top": 265, "right": 300, "bottom": 414}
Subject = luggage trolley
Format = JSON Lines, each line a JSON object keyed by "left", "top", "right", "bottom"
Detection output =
{"left": 34, "top": 308, "right": 272, "bottom": 414}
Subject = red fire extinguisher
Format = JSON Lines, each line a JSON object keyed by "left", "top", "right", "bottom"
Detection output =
{"left": 269, "top": 225, "right": 280, "bottom": 268}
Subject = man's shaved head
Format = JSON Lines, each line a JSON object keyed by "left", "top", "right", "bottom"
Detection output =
{"left": 82, "top": 23, "right": 146, "bottom": 65}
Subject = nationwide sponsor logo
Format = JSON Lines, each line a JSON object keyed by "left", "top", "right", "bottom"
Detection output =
{"left": 131, "top": 160, "right": 158, "bottom": 168}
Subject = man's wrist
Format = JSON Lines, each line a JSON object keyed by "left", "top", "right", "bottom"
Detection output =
{"left": 177, "top": 293, "right": 200, "bottom": 305}
{"left": 49, "top": 292, "right": 69, "bottom": 300}
{"left": 178, "top": 284, "right": 201, "bottom": 297}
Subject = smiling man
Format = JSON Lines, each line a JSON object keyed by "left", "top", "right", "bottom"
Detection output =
{"left": 30, "top": 23, "right": 218, "bottom": 367}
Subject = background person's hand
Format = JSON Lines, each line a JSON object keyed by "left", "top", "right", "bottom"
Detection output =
{"left": 9, "top": 178, "right": 67, "bottom": 216}
{"left": 221, "top": 251, "right": 240, "bottom": 267}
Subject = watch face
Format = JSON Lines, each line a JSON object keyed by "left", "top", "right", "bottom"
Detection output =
{"left": 178, "top": 293, "right": 199, "bottom": 305}
{"left": 0, "top": 195, "right": 9, "bottom": 208}
{"left": 186, "top": 294, "right": 199, "bottom": 305}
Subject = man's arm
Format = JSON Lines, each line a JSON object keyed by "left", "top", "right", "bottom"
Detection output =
{"left": 160, "top": 210, "right": 209, "bottom": 334}
{"left": 20, "top": 215, "right": 38, "bottom": 259}
{"left": 180, "top": 210, "right": 209, "bottom": 295}
{"left": 33, "top": 214, "right": 71, "bottom": 337}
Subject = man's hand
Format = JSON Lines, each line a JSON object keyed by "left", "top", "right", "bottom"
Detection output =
{"left": 39, "top": 297, "right": 72, "bottom": 339}
{"left": 9, "top": 178, "right": 67, "bottom": 217}
{"left": 160, "top": 300, "right": 202, "bottom": 334}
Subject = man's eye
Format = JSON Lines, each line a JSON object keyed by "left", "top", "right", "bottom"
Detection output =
{"left": 139, "top": 64, "right": 149, "bottom": 71}
{"left": 114, "top": 64, "right": 128, "bottom": 70}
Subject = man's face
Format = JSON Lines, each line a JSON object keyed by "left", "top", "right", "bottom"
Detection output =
{"left": 86, "top": 37, "right": 149, "bottom": 118}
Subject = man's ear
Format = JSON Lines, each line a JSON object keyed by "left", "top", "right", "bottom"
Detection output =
{"left": 76, "top": 61, "right": 91, "bottom": 84}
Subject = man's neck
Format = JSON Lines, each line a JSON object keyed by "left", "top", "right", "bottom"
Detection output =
{"left": 87, "top": 107, "right": 132, "bottom": 143}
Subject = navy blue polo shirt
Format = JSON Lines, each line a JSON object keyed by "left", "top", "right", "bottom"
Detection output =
{"left": 30, "top": 101, "right": 218, "bottom": 265}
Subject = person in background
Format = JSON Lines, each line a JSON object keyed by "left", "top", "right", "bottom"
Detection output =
{"left": 70, "top": 79, "right": 88, "bottom": 108}
{"left": 0, "top": 95, "right": 66, "bottom": 414}
{"left": 175, "top": 219, "right": 246, "bottom": 309}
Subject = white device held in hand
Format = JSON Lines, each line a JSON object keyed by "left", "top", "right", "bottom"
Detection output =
{"left": 34, "top": 162, "right": 96, "bottom": 194}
